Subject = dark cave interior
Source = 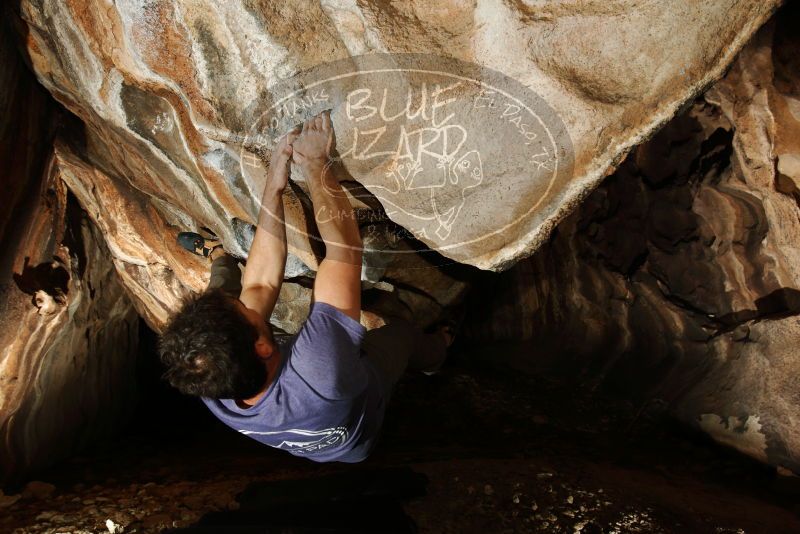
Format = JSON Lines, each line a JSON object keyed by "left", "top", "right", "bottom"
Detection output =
{"left": 4, "top": 2, "right": 800, "bottom": 533}
{"left": 4, "top": 320, "right": 800, "bottom": 532}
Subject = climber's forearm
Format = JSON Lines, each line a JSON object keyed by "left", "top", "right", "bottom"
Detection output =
{"left": 305, "top": 163, "right": 362, "bottom": 264}
{"left": 239, "top": 186, "right": 287, "bottom": 319}
{"left": 306, "top": 169, "right": 363, "bottom": 320}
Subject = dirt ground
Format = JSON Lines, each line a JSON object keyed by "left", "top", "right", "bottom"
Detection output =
{"left": 2, "top": 343, "right": 800, "bottom": 533}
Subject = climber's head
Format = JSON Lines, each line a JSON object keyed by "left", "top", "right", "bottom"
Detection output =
{"left": 158, "top": 289, "right": 274, "bottom": 399}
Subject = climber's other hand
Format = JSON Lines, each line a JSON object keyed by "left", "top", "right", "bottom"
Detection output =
{"left": 266, "top": 126, "right": 300, "bottom": 193}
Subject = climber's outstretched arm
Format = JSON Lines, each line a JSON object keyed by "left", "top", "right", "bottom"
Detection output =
{"left": 306, "top": 163, "right": 363, "bottom": 322}
{"left": 239, "top": 129, "right": 299, "bottom": 320}
{"left": 293, "top": 111, "right": 363, "bottom": 321}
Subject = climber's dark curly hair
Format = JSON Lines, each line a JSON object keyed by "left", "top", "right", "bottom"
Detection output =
{"left": 158, "top": 289, "right": 267, "bottom": 399}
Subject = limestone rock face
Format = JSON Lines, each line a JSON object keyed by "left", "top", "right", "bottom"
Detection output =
{"left": 0, "top": 14, "right": 139, "bottom": 482}
{"left": 0, "top": 165, "right": 140, "bottom": 481}
{"left": 10, "top": 0, "right": 779, "bottom": 334}
{"left": 464, "top": 9, "right": 800, "bottom": 472}
{"left": 4, "top": 0, "right": 796, "bottom": 478}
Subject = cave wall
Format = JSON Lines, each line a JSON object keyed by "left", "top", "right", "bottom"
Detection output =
{"left": 464, "top": 7, "right": 800, "bottom": 472}
{"left": 9, "top": 0, "right": 779, "bottom": 336}
{"left": 0, "top": 14, "right": 139, "bottom": 482}
{"left": 0, "top": 5, "right": 56, "bottom": 277}
{"left": 2, "top": 0, "right": 799, "bottom": 477}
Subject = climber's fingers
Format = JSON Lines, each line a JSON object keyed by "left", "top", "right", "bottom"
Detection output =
{"left": 323, "top": 110, "right": 336, "bottom": 155}
{"left": 313, "top": 115, "right": 323, "bottom": 130}
{"left": 277, "top": 125, "right": 299, "bottom": 144}
{"left": 285, "top": 125, "right": 301, "bottom": 146}
{"left": 321, "top": 110, "right": 332, "bottom": 132}
{"left": 270, "top": 131, "right": 294, "bottom": 164}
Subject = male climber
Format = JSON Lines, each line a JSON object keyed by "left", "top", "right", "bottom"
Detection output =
{"left": 158, "top": 110, "right": 454, "bottom": 462}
